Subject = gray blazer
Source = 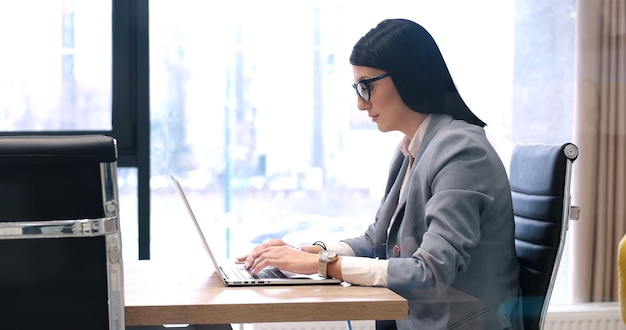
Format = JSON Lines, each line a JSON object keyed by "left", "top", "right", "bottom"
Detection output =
{"left": 343, "top": 114, "right": 522, "bottom": 330}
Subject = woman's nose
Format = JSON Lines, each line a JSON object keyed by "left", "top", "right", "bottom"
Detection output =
{"left": 356, "top": 97, "right": 369, "bottom": 110}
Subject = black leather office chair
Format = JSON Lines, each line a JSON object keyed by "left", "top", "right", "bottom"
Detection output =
{"left": 510, "top": 142, "right": 579, "bottom": 330}
{"left": 0, "top": 135, "right": 125, "bottom": 329}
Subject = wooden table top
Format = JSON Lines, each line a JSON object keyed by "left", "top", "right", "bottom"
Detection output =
{"left": 123, "top": 259, "right": 408, "bottom": 326}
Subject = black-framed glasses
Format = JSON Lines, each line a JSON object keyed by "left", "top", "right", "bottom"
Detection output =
{"left": 352, "top": 73, "right": 391, "bottom": 102}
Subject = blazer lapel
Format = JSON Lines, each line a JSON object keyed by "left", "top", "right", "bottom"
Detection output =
{"left": 374, "top": 154, "right": 411, "bottom": 258}
{"left": 387, "top": 157, "right": 411, "bottom": 239}
{"left": 377, "top": 115, "right": 456, "bottom": 256}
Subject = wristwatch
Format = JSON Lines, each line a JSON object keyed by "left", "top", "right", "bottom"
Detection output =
{"left": 318, "top": 250, "right": 338, "bottom": 278}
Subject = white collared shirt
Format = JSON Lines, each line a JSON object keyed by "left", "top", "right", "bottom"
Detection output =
{"left": 327, "top": 115, "right": 432, "bottom": 287}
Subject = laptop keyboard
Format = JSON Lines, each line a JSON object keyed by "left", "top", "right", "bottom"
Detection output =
{"left": 234, "top": 265, "right": 288, "bottom": 280}
{"left": 254, "top": 267, "right": 288, "bottom": 279}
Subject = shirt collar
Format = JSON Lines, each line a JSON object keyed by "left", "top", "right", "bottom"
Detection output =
{"left": 400, "top": 114, "right": 432, "bottom": 158}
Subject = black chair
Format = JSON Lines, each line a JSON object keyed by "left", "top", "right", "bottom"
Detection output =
{"left": 0, "top": 135, "right": 125, "bottom": 329}
{"left": 510, "top": 143, "right": 579, "bottom": 330}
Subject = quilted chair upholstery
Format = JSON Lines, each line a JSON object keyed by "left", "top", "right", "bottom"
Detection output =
{"left": 510, "top": 143, "right": 579, "bottom": 330}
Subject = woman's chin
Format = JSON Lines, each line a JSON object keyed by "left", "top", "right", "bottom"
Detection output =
{"left": 376, "top": 124, "right": 392, "bottom": 133}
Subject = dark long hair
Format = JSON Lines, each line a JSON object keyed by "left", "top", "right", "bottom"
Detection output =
{"left": 350, "top": 19, "right": 486, "bottom": 127}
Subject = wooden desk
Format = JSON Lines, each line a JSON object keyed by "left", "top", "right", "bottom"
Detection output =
{"left": 124, "top": 260, "right": 408, "bottom": 326}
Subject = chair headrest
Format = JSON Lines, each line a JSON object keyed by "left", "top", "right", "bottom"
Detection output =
{"left": 0, "top": 135, "right": 117, "bottom": 164}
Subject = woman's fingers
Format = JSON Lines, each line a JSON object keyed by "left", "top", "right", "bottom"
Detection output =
{"left": 248, "top": 245, "right": 316, "bottom": 275}
{"left": 242, "top": 239, "right": 292, "bottom": 268}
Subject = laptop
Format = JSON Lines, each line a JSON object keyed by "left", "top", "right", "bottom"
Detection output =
{"left": 170, "top": 173, "right": 342, "bottom": 286}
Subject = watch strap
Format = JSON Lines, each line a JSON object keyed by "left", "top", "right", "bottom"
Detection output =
{"left": 318, "top": 259, "right": 329, "bottom": 278}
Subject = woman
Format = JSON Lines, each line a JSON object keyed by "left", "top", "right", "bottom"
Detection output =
{"left": 239, "top": 19, "right": 522, "bottom": 330}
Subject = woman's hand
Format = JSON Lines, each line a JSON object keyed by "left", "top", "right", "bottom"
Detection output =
{"left": 236, "top": 239, "right": 290, "bottom": 267}
{"left": 299, "top": 244, "right": 324, "bottom": 254}
{"left": 236, "top": 239, "right": 318, "bottom": 275}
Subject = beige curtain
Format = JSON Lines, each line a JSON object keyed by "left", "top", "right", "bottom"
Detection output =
{"left": 571, "top": 0, "right": 626, "bottom": 303}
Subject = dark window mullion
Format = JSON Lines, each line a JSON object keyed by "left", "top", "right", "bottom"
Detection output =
{"left": 112, "top": 0, "right": 150, "bottom": 259}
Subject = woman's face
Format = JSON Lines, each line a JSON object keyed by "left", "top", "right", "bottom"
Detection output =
{"left": 352, "top": 65, "right": 425, "bottom": 136}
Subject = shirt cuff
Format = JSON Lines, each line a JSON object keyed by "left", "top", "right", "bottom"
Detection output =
{"left": 340, "top": 256, "right": 388, "bottom": 287}
{"left": 327, "top": 241, "right": 356, "bottom": 256}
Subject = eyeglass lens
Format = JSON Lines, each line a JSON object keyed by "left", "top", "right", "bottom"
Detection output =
{"left": 356, "top": 83, "right": 369, "bottom": 101}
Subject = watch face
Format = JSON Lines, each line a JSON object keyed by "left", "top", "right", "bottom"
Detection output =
{"left": 321, "top": 250, "right": 337, "bottom": 258}
{"left": 320, "top": 250, "right": 337, "bottom": 261}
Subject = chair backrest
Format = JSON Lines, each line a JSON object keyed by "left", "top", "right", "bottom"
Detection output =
{"left": 510, "top": 142, "right": 578, "bottom": 330}
{"left": 0, "top": 135, "right": 125, "bottom": 330}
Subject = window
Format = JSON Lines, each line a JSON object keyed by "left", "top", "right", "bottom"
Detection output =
{"left": 0, "top": 1, "right": 112, "bottom": 131}
{"left": 0, "top": 0, "right": 145, "bottom": 260}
